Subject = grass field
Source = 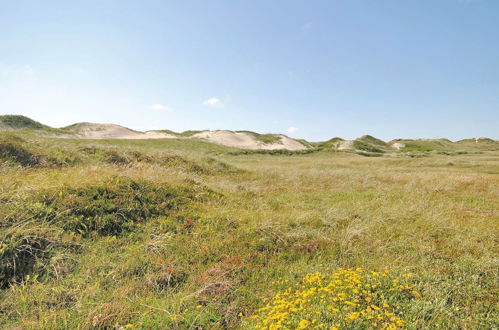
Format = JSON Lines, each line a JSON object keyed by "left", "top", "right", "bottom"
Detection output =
{"left": 1, "top": 133, "right": 498, "bottom": 329}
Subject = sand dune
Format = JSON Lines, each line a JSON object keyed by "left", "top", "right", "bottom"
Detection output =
{"left": 66, "top": 123, "right": 176, "bottom": 140}
{"left": 63, "top": 123, "right": 308, "bottom": 150}
{"left": 192, "top": 130, "right": 308, "bottom": 150}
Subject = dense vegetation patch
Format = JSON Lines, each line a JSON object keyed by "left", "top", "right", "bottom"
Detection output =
{"left": 357, "top": 135, "right": 388, "bottom": 147}
{"left": 78, "top": 147, "right": 240, "bottom": 174}
{"left": 352, "top": 140, "right": 385, "bottom": 153}
{"left": 0, "top": 177, "right": 213, "bottom": 288}
{"left": 0, "top": 224, "right": 74, "bottom": 288}
{"left": 236, "top": 131, "right": 283, "bottom": 144}
{"left": 0, "top": 138, "right": 41, "bottom": 166}
{"left": 178, "top": 130, "right": 203, "bottom": 137}
{"left": 317, "top": 137, "right": 344, "bottom": 150}
{"left": 250, "top": 268, "right": 421, "bottom": 329}
{"left": 21, "top": 177, "right": 208, "bottom": 237}
{"left": 0, "top": 115, "right": 46, "bottom": 130}
{"left": 356, "top": 151, "right": 384, "bottom": 157}
{"left": 0, "top": 135, "right": 79, "bottom": 167}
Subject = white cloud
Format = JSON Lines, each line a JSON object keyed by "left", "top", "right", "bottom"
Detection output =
{"left": 301, "top": 22, "right": 313, "bottom": 30}
{"left": 286, "top": 127, "right": 299, "bottom": 134}
{"left": 151, "top": 104, "right": 172, "bottom": 111}
{"left": 23, "top": 65, "right": 34, "bottom": 75}
{"left": 202, "top": 97, "right": 223, "bottom": 108}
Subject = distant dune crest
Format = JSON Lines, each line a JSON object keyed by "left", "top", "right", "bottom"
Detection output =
{"left": 65, "top": 123, "right": 177, "bottom": 140}
{"left": 1, "top": 115, "right": 497, "bottom": 152}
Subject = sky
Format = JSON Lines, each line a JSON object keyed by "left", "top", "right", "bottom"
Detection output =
{"left": 1, "top": 0, "right": 498, "bottom": 141}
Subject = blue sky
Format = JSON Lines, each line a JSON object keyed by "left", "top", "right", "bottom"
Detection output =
{"left": 1, "top": 0, "right": 498, "bottom": 141}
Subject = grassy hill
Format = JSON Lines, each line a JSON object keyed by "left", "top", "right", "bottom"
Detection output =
{"left": 390, "top": 138, "right": 499, "bottom": 153}
{"left": 317, "top": 137, "right": 344, "bottom": 150}
{"left": 357, "top": 134, "right": 388, "bottom": 147}
{"left": 0, "top": 115, "right": 47, "bottom": 130}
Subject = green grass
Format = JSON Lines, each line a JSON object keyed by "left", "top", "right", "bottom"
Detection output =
{"left": 235, "top": 131, "right": 284, "bottom": 144}
{"left": 177, "top": 130, "right": 204, "bottom": 137}
{"left": 0, "top": 132, "right": 498, "bottom": 329}
{"left": 352, "top": 140, "right": 385, "bottom": 153}
{"left": 357, "top": 135, "right": 388, "bottom": 147}
{"left": 317, "top": 137, "right": 344, "bottom": 150}
{"left": 0, "top": 115, "right": 46, "bottom": 130}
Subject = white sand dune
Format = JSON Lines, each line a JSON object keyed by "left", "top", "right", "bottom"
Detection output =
{"left": 192, "top": 130, "right": 308, "bottom": 150}
{"left": 66, "top": 123, "right": 176, "bottom": 140}
{"left": 61, "top": 123, "right": 309, "bottom": 150}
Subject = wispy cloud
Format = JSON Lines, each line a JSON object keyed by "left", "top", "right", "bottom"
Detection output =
{"left": 202, "top": 97, "right": 224, "bottom": 108}
{"left": 301, "top": 22, "right": 313, "bottom": 31}
{"left": 286, "top": 126, "right": 298, "bottom": 134}
{"left": 23, "top": 65, "right": 34, "bottom": 75}
{"left": 151, "top": 104, "right": 172, "bottom": 111}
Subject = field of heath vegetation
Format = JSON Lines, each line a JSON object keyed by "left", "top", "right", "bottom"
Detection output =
{"left": 0, "top": 131, "right": 498, "bottom": 329}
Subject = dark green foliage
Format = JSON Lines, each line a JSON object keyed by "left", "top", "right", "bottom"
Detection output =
{"left": 24, "top": 177, "right": 205, "bottom": 237}
{"left": 236, "top": 131, "right": 283, "bottom": 144}
{"left": 356, "top": 151, "right": 384, "bottom": 157}
{"left": 179, "top": 130, "right": 203, "bottom": 137}
{"left": 0, "top": 226, "right": 63, "bottom": 288}
{"left": 352, "top": 140, "right": 385, "bottom": 153}
{"left": 0, "top": 177, "right": 212, "bottom": 289}
{"left": 357, "top": 135, "right": 388, "bottom": 147}
{"left": 0, "top": 115, "right": 46, "bottom": 129}
{"left": 0, "top": 140, "right": 41, "bottom": 166}
{"left": 154, "top": 129, "right": 179, "bottom": 136}
{"left": 159, "top": 155, "right": 240, "bottom": 174}
{"left": 0, "top": 135, "right": 79, "bottom": 167}
{"left": 77, "top": 147, "right": 241, "bottom": 174}
{"left": 203, "top": 157, "right": 242, "bottom": 174}
{"left": 317, "top": 137, "right": 344, "bottom": 150}
{"left": 105, "top": 150, "right": 131, "bottom": 165}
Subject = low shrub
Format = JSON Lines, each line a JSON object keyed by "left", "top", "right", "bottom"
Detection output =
{"left": 23, "top": 177, "right": 207, "bottom": 237}
{"left": 0, "top": 141, "right": 41, "bottom": 166}
{"left": 0, "top": 224, "right": 72, "bottom": 288}
{"left": 352, "top": 140, "right": 385, "bottom": 153}
{"left": 356, "top": 151, "right": 384, "bottom": 157}
{"left": 250, "top": 268, "right": 421, "bottom": 329}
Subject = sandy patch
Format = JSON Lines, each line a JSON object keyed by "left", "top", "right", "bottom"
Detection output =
{"left": 337, "top": 140, "right": 354, "bottom": 150}
{"left": 56, "top": 123, "right": 308, "bottom": 150}
{"left": 390, "top": 142, "right": 405, "bottom": 150}
{"left": 193, "top": 130, "right": 308, "bottom": 150}
{"left": 65, "top": 123, "right": 176, "bottom": 139}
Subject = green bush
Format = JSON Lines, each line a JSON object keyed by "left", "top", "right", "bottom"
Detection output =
{"left": 0, "top": 141, "right": 41, "bottom": 166}
{"left": 24, "top": 177, "right": 205, "bottom": 237}
{"left": 0, "top": 115, "right": 45, "bottom": 129}
{"left": 352, "top": 140, "right": 384, "bottom": 153}
{"left": 0, "top": 225, "right": 70, "bottom": 288}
